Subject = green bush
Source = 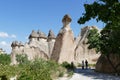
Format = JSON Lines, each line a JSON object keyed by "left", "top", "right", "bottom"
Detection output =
{"left": 0, "top": 65, "right": 18, "bottom": 79}
{"left": 61, "top": 62, "right": 71, "bottom": 69}
{"left": 16, "top": 54, "right": 29, "bottom": 65}
{"left": 0, "top": 54, "right": 11, "bottom": 65}
{"left": 0, "top": 55, "right": 67, "bottom": 80}
{"left": 17, "top": 59, "right": 52, "bottom": 80}
{"left": 61, "top": 61, "right": 75, "bottom": 70}
{"left": 17, "top": 59, "right": 66, "bottom": 80}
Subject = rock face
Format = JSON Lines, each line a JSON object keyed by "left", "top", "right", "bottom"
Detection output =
{"left": 11, "top": 14, "right": 100, "bottom": 65}
{"left": 95, "top": 54, "right": 120, "bottom": 73}
{"left": 11, "top": 30, "right": 55, "bottom": 65}
{"left": 74, "top": 26, "right": 100, "bottom": 64}
{"left": 51, "top": 14, "right": 75, "bottom": 63}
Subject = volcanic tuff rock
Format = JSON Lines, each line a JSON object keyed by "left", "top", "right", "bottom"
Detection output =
{"left": 95, "top": 54, "right": 120, "bottom": 73}
{"left": 11, "top": 14, "right": 100, "bottom": 65}
{"left": 11, "top": 30, "right": 55, "bottom": 65}
{"left": 47, "top": 30, "right": 56, "bottom": 57}
{"left": 51, "top": 14, "right": 75, "bottom": 63}
{"left": 74, "top": 26, "right": 100, "bottom": 64}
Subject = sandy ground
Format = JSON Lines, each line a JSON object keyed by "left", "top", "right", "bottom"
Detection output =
{"left": 57, "top": 68, "right": 120, "bottom": 80}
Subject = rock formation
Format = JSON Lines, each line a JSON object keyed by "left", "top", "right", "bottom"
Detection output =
{"left": 95, "top": 54, "right": 120, "bottom": 73}
{"left": 51, "top": 14, "right": 75, "bottom": 63}
{"left": 11, "top": 14, "right": 100, "bottom": 65}
{"left": 11, "top": 30, "right": 55, "bottom": 65}
{"left": 74, "top": 26, "right": 100, "bottom": 64}
{"left": 47, "top": 30, "right": 56, "bottom": 58}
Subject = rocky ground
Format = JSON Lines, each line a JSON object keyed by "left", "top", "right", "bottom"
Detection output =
{"left": 57, "top": 68, "right": 120, "bottom": 80}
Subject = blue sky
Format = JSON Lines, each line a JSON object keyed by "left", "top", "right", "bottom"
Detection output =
{"left": 0, "top": 0, "right": 104, "bottom": 53}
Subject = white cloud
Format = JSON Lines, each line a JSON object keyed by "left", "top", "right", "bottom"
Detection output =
{"left": 0, "top": 32, "right": 9, "bottom": 38}
{"left": 0, "top": 32, "right": 16, "bottom": 53}
{"left": 11, "top": 34, "right": 16, "bottom": 38}
{"left": 0, "top": 41, "right": 11, "bottom": 54}
{"left": 0, "top": 41, "right": 8, "bottom": 46}
{"left": 0, "top": 32, "right": 16, "bottom": 38}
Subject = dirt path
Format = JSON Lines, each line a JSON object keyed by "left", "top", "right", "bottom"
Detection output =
{"left": 58, "top": 68, "right": 120, "bottom": 80}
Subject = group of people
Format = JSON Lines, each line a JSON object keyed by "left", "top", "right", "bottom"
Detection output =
{"left": 81, "top": 60, "right": 88, "bottom": 69}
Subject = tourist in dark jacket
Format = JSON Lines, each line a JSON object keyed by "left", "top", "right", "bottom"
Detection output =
{"left": 85, "top": 60, "right": 88, "bottom": 69}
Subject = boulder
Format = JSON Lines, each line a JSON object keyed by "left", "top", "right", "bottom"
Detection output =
{"left": 95, "top": 54, "right": 120, "bottom": 73}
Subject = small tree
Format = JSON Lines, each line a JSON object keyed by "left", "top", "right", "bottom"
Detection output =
{"left": 87, "top": 28, "right": 101, "bottom": 53}
{"left": 78, "top": 0, "right": 120, "bottom": 73}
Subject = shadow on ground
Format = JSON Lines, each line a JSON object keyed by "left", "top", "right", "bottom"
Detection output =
{"left": 74, "top": 68, "right": 120, "bottom": 80}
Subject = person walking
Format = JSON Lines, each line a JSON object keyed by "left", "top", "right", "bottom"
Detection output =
{"left": 85, "top": 60, "right": 88, "bottom": 69}
{"left": 82, "top": 60, "right": 84, "bottom": 69}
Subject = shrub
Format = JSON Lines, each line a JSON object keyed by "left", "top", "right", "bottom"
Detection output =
{"left": 16, "top": 54, "right": 29, "bottom": 65}
{"left": 61, "top": 62, "right": 71, "bottom": 69}
{"left": 17, "top": 59, "right": 66, "bottom": 80}
{"left": 0, "top": 57, "right": 67, "bottom": 80}
{"left": 61, "top": 61, "right": 75, "bottom": 70}
{"left": 0, "top": 54, "right": 11, "bottom": 65}
{"left": 0, "top": 64, "right": 18, "bottom": 79}
{"left": 17, "top": 59, "right": 52, "bottom": 80}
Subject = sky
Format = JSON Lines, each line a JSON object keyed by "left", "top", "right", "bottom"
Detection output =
{"left": 0, "top": 0, "right": 104, "bottom": 53}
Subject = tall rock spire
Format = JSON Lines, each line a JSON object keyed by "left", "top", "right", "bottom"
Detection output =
{"left": 51, "top": 14, "right": 75, "bottom": 63}
{"left": 47, "top": 29, "right": 56, "bottom": 58}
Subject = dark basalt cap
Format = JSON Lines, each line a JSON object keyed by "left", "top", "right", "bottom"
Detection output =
{"left": 62, "top": 14, "right": 72, "bottom": 23}
{"left": 29, "top": 30, "right": 39, "bottom": 39}
{"left": 37, "top": 30, "right": 47, "bottom": 39}
{"left": 11, "top": 41, "right": 19, "bottom": 47}
{"left": 48, "top": 29, "right": 55, "bottom": 39}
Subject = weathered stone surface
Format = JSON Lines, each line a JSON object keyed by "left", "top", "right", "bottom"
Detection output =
{"left": 48, "top": 30, "right": 56, "bottom": 57}
{"left": 11, "top": 30, "right": 55, "bottom": 65}
{"left": 11, "top": 14, "right": 100, "bottom": 65}
{"left": 95, "top": 54, "right": 120, "bottom": 73}
{"left": 11, "top": 44, "right": 49, "bottom": 65}
{"left": 47, "top": 30, "right": 55, "bottom": 41}
{"left": 38, "top": 30, "right": 47, "bottom": 39}
{"left": 74, "top": 26, "right": 100, "bottom": 64}
{"left": 51, "top": 14, "right": 74, "bottom": 63}
{"left": 29, "top": 30, "right": 39, "bottom": 39}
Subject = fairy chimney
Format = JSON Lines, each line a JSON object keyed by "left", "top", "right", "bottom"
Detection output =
{"left": 47, "top": 30, "right": 56, "bottom": 57}
{"left": 51, "top": 14, "right": 75, "bottom": 63}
